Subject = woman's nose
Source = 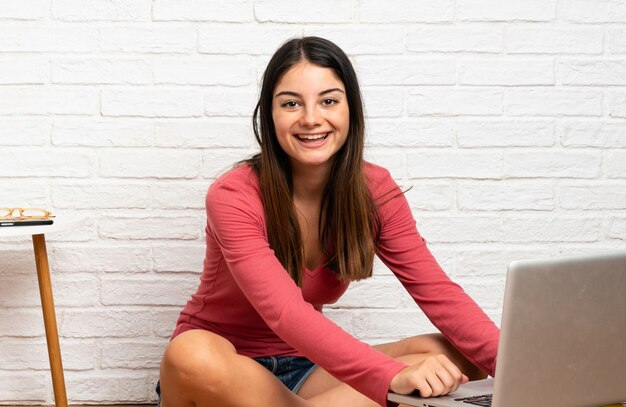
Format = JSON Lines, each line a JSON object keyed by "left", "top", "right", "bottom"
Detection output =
{"left": 300, "top": 105, "right": 321, "bottom": 126}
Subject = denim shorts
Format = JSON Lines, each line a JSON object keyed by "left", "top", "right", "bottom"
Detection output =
{"left": 155, "top": 356, "right": 317, "bottom": 406}
{"left": 253, "top": 355, "right": 318, "bottom": 393}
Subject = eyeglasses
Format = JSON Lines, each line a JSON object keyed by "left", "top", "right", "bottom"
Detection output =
{"left": 0, "top": 208, "right": 55, "bottom": 220}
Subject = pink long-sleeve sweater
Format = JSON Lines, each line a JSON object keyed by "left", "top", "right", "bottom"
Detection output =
{"left": 172, "top": 162, "right": 499, "bottom": 407}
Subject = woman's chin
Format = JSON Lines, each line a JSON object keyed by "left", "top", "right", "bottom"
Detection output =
{"left": 290, "top": 156, "right": 334, "bottom": 171}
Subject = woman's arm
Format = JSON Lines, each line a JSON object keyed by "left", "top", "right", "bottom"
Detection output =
{"left": 371, "top": 166, "right": 499, "bottom": 377}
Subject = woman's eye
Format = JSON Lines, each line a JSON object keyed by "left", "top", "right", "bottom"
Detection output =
{"left": 322, "top": 98, "right": 337, "bottom": 106}
{"left": 282, "top": 101, "right": 299, "bottom": 108}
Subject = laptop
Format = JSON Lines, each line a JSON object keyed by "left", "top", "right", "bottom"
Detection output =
{"left": 388, "top": 250, "right": 626, "bottom": 407}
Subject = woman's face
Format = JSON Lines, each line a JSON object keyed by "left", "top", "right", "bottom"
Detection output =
{"left": 272, "top": 61, "right": 350, "bottom": 173}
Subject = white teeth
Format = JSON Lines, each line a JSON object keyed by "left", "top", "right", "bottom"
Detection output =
{"left": 297, "top": 133, "right": 328, "bottom": 140}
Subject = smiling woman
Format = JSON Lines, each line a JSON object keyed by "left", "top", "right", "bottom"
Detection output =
{"left": 248, "top": 37, "right": 375, "bottom": 288}
{"left": 156, "top": 37, "right": 498, "bottom": 407}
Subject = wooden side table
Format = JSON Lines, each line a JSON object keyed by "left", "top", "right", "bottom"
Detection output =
{"left": 0, "top": 217, "right": 85, "bottom": 407}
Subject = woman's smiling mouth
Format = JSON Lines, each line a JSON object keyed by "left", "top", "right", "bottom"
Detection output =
{"left": 296, "top": 132, "right": 330, "bottom": 142}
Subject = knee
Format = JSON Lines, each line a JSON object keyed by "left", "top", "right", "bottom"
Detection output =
{"left": 405, "top": 333, "right": 451, "bottom": 356}
{"left": 160, "top": 330, "right": 236, "bottom": 392}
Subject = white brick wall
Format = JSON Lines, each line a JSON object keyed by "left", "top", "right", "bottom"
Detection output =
{"left": 0, "top": 0, "right": 625, "bottom": 404}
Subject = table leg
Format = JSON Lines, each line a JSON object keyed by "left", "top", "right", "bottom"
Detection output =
{"left": 32, "top": 233, "right": 68, "bottom": 407}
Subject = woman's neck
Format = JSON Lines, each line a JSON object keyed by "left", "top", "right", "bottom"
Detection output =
{"left": 291, "top": 162, "right": 331, "bottom": 203}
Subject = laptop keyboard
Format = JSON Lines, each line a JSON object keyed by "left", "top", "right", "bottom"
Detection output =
{"left": 454, "top": 394, "right": 492, "bottom": 406}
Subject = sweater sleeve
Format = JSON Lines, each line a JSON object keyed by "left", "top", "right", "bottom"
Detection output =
{"left": 373, "top": 169, "right": 499, "bottom": 377}
{"left": 205, "top": 175, "right": 406, "bottom": 406}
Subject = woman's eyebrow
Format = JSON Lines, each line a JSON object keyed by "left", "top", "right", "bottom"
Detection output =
{"left": 320, "top": 88, "right": 345, "bottom": 96}
{"left": 274, "top": 88, "right": 345, "bottom": 98}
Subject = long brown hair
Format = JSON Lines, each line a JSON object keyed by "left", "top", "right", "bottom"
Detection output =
{"left": 247, "top": 36, "right": 378, "bottom": 286}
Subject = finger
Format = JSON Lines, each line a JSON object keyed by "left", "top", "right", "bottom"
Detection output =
{"left": 434, "top": 366, "right": 456, "bottom": 393}
{"left": 422, "top": 356, "right": 453, "bottom": 396}
{"left": 435, "top": 355, "right": 466, "bottom": 392}
{"left": 454, "top": 373, "right": 469, "bottom": 394}
{"left": 424, "top": 370, "right": 446, "bottom": 397}
{"left": 414, "top": 375, "right": 433, "bottom": 398}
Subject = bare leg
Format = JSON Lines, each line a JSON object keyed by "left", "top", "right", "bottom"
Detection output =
{"left": 159, "top": 329, "right": 314, "bottom": 407}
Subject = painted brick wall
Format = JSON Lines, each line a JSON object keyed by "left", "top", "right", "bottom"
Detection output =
{"left": 1, "top": 0, "right": 625, "bottom": 404}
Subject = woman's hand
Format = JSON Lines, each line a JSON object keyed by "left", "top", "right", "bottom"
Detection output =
{"left": 389, "top": 354, "right": 469, "bottom": 398}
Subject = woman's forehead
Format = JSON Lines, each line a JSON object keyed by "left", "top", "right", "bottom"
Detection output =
{"left": 274, "top": 62, "right": 344, "bottom": 94}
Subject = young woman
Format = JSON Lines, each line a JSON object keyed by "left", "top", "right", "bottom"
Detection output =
{"left": 157, "top": 36, "right": 499, "bottom": 407}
